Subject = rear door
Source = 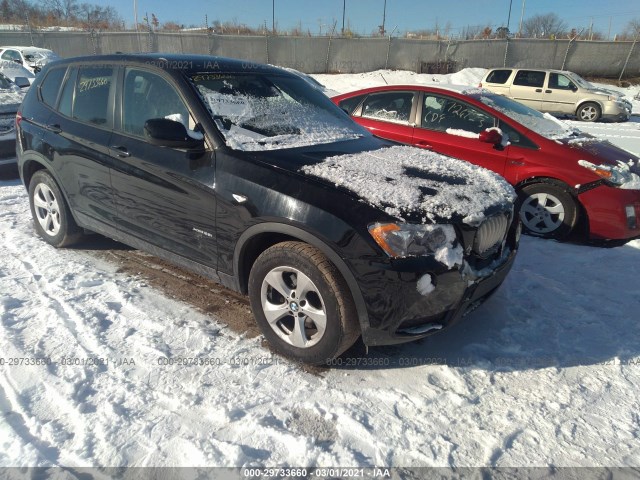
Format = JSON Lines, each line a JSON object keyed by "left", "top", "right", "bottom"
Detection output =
{"left": 109, "top": 66, "right": 218, "bottom": 267}
{"left": 413, "top": 92, "right": 508, "bottom": 175}
{"left": 509, "top": 70, "right": 546, "bottom": 110}
{"left": 38, "top": 64, "right": 118, "bottom": 230}
{"left": 351, "top": 90, "right": 416, "bottom": 144}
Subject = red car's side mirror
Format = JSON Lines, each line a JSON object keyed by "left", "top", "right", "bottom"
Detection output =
{"left": 479, "top": 129, "right": 503, "bottom": 146}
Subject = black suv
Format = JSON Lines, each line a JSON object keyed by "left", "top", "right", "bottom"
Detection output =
{"left": 16, "top": 54, "right": 520, "bottom": 364}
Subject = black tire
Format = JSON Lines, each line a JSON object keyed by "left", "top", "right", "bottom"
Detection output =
{"left": 28, "top": 170, "right": 83, "bottom": 247}
{"left": 576, "top": 102, "right": 601, "bottom": 122}
{"left": 248, "top": 241, "right": 360, "bottom": 364}
{"left": 517, "top": 182, "right": 578, "bottom": 240}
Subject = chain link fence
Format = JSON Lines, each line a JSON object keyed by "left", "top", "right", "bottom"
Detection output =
{"left": 1, "top": 30, "right": 638, "bottom": 78}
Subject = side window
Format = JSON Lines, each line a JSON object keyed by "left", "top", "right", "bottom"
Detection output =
{"left": 361, "top": 91, "right": 415, "bottom": 124}
{"left": 1, "top": 49, "right": 21, "bottom": 63}
{"left": 485, "top": 69, "right": 512, "bottom": 84}
{"left": 498, "top": 121, "right": 538, "bottom": 149}
{"left": 39, "top": 67, "right": 67, "bottom": 108}
{"left": 122, "top": 68, "right": 190, "bottom": 137}
{"left": 73, "top": 66, "right": 114, "bottom": 126}
{"left": 58, "top": 67, "right": 77, "bottom": 117}
{"left": 338, "top": 94, "right": 366, "bottom": 115}
{"left": 549, "top": 73, "right": 575, "bottom": 90}
{"left": 513, "top": 70, "right": 545, "bottom": 88}
{"left": 421, "top": 95, "right": 494, "bottom": 134}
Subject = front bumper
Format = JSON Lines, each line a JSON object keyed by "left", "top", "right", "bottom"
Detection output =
{"left": 358, "top": 246, "right": 518, "bottom": 347}
{"left": 602, "top": 102, "right": 632, "bottom": 122}
{"left": 579, "top": 184, "right": 640, "bottom": 240}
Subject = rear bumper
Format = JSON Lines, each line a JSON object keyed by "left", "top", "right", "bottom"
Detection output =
{"left": 360, "top": 247, "right": 518, "bottom": 346}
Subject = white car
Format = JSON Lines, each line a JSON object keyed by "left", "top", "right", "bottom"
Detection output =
{"left": 0, "top": 60, "right": 35, "bottom": 86}
{"left": 0, "top": 46, "right": 60, "bottom": 75}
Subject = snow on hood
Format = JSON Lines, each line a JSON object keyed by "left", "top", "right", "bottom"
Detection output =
{"left": 301, "top": 145, "right": 516, "bottom": 225}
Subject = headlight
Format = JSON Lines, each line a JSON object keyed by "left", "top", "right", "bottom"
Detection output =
{"left": 368, "top": 222, "right": 461, "bottom": 264}
{"left": 578, "top": 160, "right": 632, "bottom": 186}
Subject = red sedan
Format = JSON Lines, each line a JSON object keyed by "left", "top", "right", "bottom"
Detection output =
{"left": 333, "top": 85, "right": 640, "bottom": 242}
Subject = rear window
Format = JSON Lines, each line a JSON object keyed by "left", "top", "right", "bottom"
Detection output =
{"left": 338, "top": 94, "right": 366, "bottom": 115}
{"left": 72, "top": 66, "right": 114, "bottom": 126}
{"left": 39, "top": 67, "right": 66, "bottom": 108}
{"left": 513, "top": 70, "right": 545, "bottom": 88}
{"left": 485, "top": 69, "right": 512, "bottom": 84}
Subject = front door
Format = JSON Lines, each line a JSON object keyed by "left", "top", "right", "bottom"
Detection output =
{"left": 413, "top": 92, "right": 508, "bottom": 176}
{"left": 109, "top": 67, "right": 218, "bottom": 267}
{"left": 542, "top": 72, "right": 579, "bottom": 115}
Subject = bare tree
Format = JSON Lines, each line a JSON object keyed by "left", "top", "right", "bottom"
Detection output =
{"left": 619, "top": 18, "right": 640, "bottom": 40}
{"left": 41, "top": 0, "right": 78, "bottom": 21}
{"left": 522, "top": 13, "right": 567, "bottom": 38}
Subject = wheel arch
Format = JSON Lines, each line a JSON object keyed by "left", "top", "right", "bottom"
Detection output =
{"left": 234, "top": 223, "right": 370, "bottom": 334}
{"left": 575, "top": 99, "right": 603, "bottom": 116}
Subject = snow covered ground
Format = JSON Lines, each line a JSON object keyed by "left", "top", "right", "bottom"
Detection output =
{"left": 2, "top": 69, "right": 640, "bottom": 470}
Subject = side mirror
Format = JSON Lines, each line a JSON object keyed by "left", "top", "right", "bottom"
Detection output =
{"left": 13, "top": 58, "right": 23, "bottom": 65}
{"left": 571, "top": 84, "right": 578, "bottom": 92}
{"left": 14, "top": 76, "right": 31, "bottom": 88}
{"left": 479, "top": 128, "right": 503, "bottom": 146}
{"left": 144, "top": 118, "right": 204, "bottom": 149}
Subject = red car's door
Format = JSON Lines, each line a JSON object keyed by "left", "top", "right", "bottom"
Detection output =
{"left": 412, "top": 92, "right": 508, "bottom": 176}
{"left": 352, "top": 90, "right": 417, "bottom": 144}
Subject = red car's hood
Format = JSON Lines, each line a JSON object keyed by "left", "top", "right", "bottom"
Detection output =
{"left": 560, "top": 135, "right": 640, "bottom": 175}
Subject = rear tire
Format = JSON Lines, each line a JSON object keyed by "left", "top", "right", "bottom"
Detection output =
{"left": 28, "top": 170, "right": 83, "bottom": 247}
{"left": 576, "top": 102, "right": 601, "bottom": 122}
{"left": 248, "top": 241, "right": 359, "bottom": 364}
{"left": 517, "top": 182, "right": 578, "bottom": 240}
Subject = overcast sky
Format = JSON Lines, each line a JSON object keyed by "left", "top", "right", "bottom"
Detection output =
{"left": 95, "top": 0, "right": 639, "bottom": 37}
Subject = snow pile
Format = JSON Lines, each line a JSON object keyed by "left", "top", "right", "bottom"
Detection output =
{"left": 578, "top": 159, "right": 640, "bottom": 190}
{"left": 416, "top": 274, "right": 435, "bottom": 295}
{"left": 302, "top": 145, "right": 516, "bottom": 224}
{"left": 198, "top": 86, "right": 362, "bottom": 151}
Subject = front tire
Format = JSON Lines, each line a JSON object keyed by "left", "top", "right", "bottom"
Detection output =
{"left": 28, "top": 170, "right": 83, "bottom": 247}
{"left": 576, "top": 102, "right": 601, "bottom": 122}
{"left": 248, "top": 241, "right": 359, "bottom": 364}
{"left": 517, "top": 182, "right": 578, "bottom": 240}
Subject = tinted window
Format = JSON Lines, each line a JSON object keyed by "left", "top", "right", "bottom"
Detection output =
{"left": 498, "top": 121, "right": 538, "bottom": 149}
{"left": 338, "top": 94, "right": 366, "bottom": 115}
{"left": 361, "top": 91, "right": 415, "bottom": 124}
{"left": 122, "top": 68, "right": 190, "bottom": 137}
{"left": 39, "top": 67, "right": 66, "bottom": 108}
{"left": 549, "top": 73, "right": 575, "bottom": 90}
{"left": 73, "top": 66, "right": 113, "bottom": 126}
{"left": 1, "top": 49, "right": 21, "bottom": 62}
{"left": 486, "top": 69, "right": 512, "bottom": 84}
{"left": 58, "top": 67, "right": 77, "bottom": 117}
{"left": 513, "top": 70, "right": 545, "bottom": 88}
{"left": 421, "top": 94, "right": 494, "bottom": 133}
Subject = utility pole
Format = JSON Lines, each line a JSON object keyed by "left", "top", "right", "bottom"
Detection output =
{"left": 588, "top": 17, "right": 593, "bottom": 41}
{"left": 272, "top": 0, "right": 275, "bottom": 35}
{"left": 518, "top": 0, "right": 526, "bottom": 37}
{"left": 342, "top": 0, "right": 346, "bottom": 35}
{"left": 608, "top": 17, "right": 612, "bottom": 40}
{"left": 506, "top": 0, "right": 512, "bottom": 33}
{"left": 381, "top": 0, "right": 386, "bottom": 36}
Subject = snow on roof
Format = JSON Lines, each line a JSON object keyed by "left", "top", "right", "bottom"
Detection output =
{"left": 302, "top": 145, "right": 516, "bottom": 225}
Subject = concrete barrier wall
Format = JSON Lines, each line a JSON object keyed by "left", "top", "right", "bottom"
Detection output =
{"left": 1, "top": 31, "right": 638, "bottom": 78}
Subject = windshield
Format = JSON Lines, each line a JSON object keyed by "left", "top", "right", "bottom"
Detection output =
{"left": 565, "top": 71, "right": 592, "bottom": 89}
{"left": 473, "top": 92, "right": 579, "bottom": 140}
{"left": 191, "top": 72, "right": 367, "bottom": 151}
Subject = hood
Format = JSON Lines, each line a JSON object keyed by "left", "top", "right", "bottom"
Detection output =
{"left": 586, "top": 87, "right": 622, "bottom": 98}
{"left": 562, "top": 136, "right": 640, "bottom": 176}
{"left": 300, "top": 145, "right": 516, "bottom": 225}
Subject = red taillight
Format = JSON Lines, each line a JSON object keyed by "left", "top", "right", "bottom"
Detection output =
{"left": 15, "top": 111, "right": 22, "bottom": 129}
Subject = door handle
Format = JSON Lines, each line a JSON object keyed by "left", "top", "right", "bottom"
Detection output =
{"left": 545, "top": 89, "right": 552, "bottom": 93}
{"left": 535, "top": 89, "right": 542, "bottom": 93}
{"left": 111, "top": 145, "right": 131, "bottom": 158}
{"left": 46, "top": 124, "right": 61, "bottom": 133}
{"left": 416, "top": 141, "right": 433, "bottom": 150}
